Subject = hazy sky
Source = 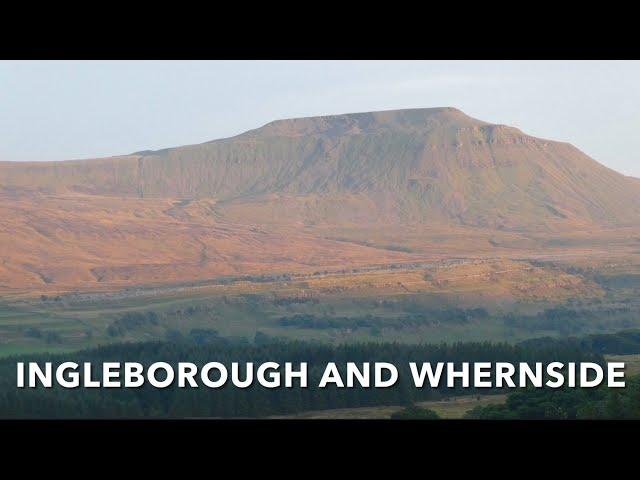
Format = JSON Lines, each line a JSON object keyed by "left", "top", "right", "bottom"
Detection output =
{"left": 1, "top": 61, "right": 639, "bottom": 176}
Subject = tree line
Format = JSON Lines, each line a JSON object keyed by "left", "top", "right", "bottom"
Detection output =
{"left": 466, "top": 376, "right": 640, "bottom": 419}
{"left": 0, "top": 339, "right": 600, "bottom": 418}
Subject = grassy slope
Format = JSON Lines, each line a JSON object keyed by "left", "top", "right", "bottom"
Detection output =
{"left": 605, "top": 354, "right": 640, "bottom": 376}
{"left": 275, "top": 394, "right": 508, "bottom": 419}
{"left": 2, "top": 262, "right": 638, "bottom": 359}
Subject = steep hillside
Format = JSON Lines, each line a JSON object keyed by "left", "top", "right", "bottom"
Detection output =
{"left": 2, "top": 107, "right": 640, "bottom": 230}
{"left": 2, "top": 107, "right": 640, "bottom": 293}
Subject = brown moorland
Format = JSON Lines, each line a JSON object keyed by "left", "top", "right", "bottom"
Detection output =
{"left": 2, "top": 107, "right": 640, "bottom": 296}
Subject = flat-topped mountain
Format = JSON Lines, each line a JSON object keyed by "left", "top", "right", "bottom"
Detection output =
{"left": 2, "top": 107, "right": 639, "bottom": 230}
{"left": 238, "top": 107, "right": 492, "bottom": 137}
{"left": 2, "top": 108, "right": 640, "bottom": 293}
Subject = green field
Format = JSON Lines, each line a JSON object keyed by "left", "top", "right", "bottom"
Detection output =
{"left": 605, "top": 354, "right": 640, "bottom": 376}
{"left": 4, "top": 269, "right": 640, "bottom": 358}
{"left": 275, "top": 394, "right": 508, "bottom": 419}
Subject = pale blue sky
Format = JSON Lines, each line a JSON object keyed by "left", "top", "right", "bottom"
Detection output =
{"left": 1, "top": 61, "right": 639, "bottom": 176}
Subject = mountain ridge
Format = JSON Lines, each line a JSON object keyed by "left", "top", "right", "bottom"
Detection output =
{"left": 1, "top": 107, "right": 639, "bottom": 230}
{"left": 2, "top": 107, "right": 640, "bottom": 293}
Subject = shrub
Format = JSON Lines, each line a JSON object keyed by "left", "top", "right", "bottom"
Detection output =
{"left": 391, "top": 405, "right": 440, "bottom": 420}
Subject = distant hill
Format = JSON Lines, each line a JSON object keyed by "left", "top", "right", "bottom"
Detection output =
{"left": 2, "top": 107, "right": 640, "bottom": 231}
{"left": 2, "top": 107, "right": 640, "bottom": 292}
